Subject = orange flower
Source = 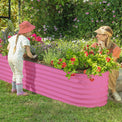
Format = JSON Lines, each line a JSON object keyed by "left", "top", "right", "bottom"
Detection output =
{"left": 83, "top": 70, "right": 87, "bottom": 74}
{"left": 106, "top": 57, "right": 111, "bottom": 62}
{"left": 71, "top": 73, "right": 76, "bottom": 76}
{"left": 51, "top": 60, "right": 53, "bottom": 65}
{"left": 99, "top": 51, "right": 102, "bottom": 54}
{"left": 62, "top": 62, "right": 67, "bottom": 68}
{"left": 58, "top": 62, "right": 61, "bottom": 64}
{"left": 84, "top": 51, "right": 88, "bottom": 56}
{"left": 70, "top": 58, "right": 75, "bottom": 62}
{"left": 90, "top": 78, "right": 94, "bottom": 82}
{"left": 89, "top": 51, "right": 94, "bottom": 55}
{"left": 97, "top": 66, "right": 101, "bottom": 72}
{"left": 59, "top": 58, "right": 62, "bottom": 62}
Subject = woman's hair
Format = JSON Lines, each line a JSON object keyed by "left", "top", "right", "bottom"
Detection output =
{"left": 101, "top": 26, "right": 114, "bottom": 49}
{"left": 13, "top": 34, "right": 20, "bottom": 54}
{"left": 101, "top": 26, "right": 113, "bottom": 36}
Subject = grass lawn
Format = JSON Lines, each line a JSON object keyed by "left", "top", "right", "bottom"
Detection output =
{"left": 0, "top": 80, "right": 122, "bottom": 122}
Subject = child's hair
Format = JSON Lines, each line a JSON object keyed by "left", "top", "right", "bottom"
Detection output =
{"left": 13, "top": 34, "right": 20, "bottom": 54}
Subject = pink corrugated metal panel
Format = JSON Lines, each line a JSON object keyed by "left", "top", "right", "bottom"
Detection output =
{"left": 0, "top": 54, "right": 109, "bottom": 107}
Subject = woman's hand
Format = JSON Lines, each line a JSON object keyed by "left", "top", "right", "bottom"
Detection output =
{"left": 32, "top": 55, "right": 37, "bottom": 59}
{"left": 98, "top": 41, "right": 105, "bottom": 49}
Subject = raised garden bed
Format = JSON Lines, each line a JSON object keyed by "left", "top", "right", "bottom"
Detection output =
{"left": 0, "top": 54, "right": 109, "bottom": 108}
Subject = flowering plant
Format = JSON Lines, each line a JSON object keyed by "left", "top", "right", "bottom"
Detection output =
{"left": 27, "top": 33, "right": 43, "bottom": 45}
{"left": 52, "top": 43, "right": 119, "bottom": 80}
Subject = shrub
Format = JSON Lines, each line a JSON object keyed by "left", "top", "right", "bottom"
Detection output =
{"left": 52, "top": 40, "right": 119, "bottom": 79}
{"left": 21, "top": 0, "right": 121, "bottom": 40}
{"left": 0, "top": 0, "right": 19, "bottom": 31}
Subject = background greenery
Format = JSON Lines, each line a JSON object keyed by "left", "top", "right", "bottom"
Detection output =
{"left": 0, "top": 80, "right": 122, "bottom": 122}
{"left": 0, "top": 0, "right": 121, "bottom": 40}
{"left": 0, "top": 0, "right": 19, "bottom": 31}
{"left": 21, "top": 0, "right": 122, "bottom": 40}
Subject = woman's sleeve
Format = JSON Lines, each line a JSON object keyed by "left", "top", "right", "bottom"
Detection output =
{"left": 112, "top": 47, "right": 121, "bottom": 58}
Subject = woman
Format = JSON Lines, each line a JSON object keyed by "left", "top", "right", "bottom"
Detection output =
{"left": 7, "top": 21, "right": 37, "bottom": 96}
{"left": 92, "top": 26, "right": 121, "bottom": 102}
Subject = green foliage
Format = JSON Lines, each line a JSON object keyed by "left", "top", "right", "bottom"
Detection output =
{"left": 0, "top": 20, "right": 14, "bottom": 56}
{"left": 0, "top": 20, "right": 14, "bottom": 42}
{"left": 43, "top": 48, "right": 61, "bottom": 65}
{"left": 52, "top": 40, "right": 119, "bottom": 79}
{"left": 21, "top": 0, "right": 121, "bottom": 40}
{"left": 0, "top": 0, "right": 19, "bottom": 31}
{"left": 0, "top": 0, "right": 121, "bottom": 40}
{"left": 0, "top": 41, "right": 9, "bottom": 56}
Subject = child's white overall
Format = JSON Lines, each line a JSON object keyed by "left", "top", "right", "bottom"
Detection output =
{"left": 8, "top": 35, "right": 30, "bottom": 84}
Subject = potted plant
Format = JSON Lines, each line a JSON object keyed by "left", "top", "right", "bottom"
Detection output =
{"left": 52, "top": 42, "right": 119, "bottom": 80}
{"left": 0, "top": 36, "right": 120, "bottom": 108}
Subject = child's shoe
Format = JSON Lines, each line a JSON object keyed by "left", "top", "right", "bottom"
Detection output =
{"left": 17, "top": 92, "right": 29, "bottom": 96}
{"left": 16, "top": 84, "right": 29, "bottom": 96}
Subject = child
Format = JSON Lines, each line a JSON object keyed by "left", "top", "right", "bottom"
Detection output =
{"left": 7, "top": 21, "right": 37, "bottom": 96}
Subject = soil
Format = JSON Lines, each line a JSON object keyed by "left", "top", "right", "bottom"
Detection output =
{"left": 23, "top": 55, "right": 54, "bottom": 67}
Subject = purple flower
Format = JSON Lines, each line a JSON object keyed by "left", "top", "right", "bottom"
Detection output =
{"left": 44, "top": 28, "right": 47, "bottom": 31}
{"left": 103, "top": 9, "right": 106, "bottom": 11}
{"left": 48, "top": 37, "right": 52, "bottom": 41}
{"left": 77, "top": 20, "right": 80, "bottom": 22}
{"left": 85, "top": 12, "right": 89, "bottom": 15}
{"left": 96, "top": 20, "right": 99, "bottom": 23}
{"left": 60, "top": 34, "right": 62, "bottom": 38}
{"left": 73, "top": 18, "right": 77, "bottom": 21}
{"left": 54, "top": 26, "right": 58, "bottom": 31}
{"left": 113, "top": 15, "right": 116, "bottom": 17}
{"left": 101, "top": 20, "right": 103, "bottom": 22}
{"left": 107, "top": 3, "right": 110, "bottom": 6}
{"left": 43, "top": 25, "right": 46, "bottom": 28}
{"left": 112, "top": 21, "right": 114, "bottom": 23}
{"left": 91, "top": 20, "right": 94, "bottom": 22}
{"left": 38, "top": 29, "right": 41, "bottom": 32}
{"left": 112, "top": 10, "right": 115, "bottom": 13}
{"left": 103, "top": 1, "right": 107, "bottom": 3}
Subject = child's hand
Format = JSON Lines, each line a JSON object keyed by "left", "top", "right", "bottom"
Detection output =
{"left": 32, "top": 55, "right": 37, "bottom": 59}
{"left": 23, "top": 53, "right": 27, "bottom": 58}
